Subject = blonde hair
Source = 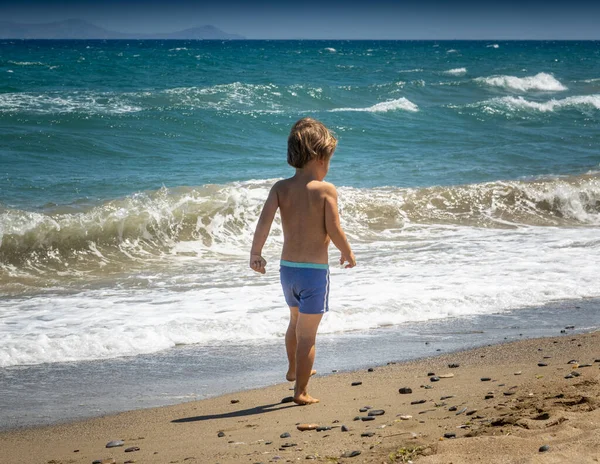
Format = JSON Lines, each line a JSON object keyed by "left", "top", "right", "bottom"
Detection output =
{"left": 287, "top": 118, "right": 337, "bottom": 168}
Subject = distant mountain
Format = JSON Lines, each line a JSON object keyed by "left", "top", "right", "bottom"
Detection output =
{"left": 0, "top": 19, "right": 245, "bottom": 40}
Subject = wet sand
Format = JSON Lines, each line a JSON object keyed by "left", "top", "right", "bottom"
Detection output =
{"left": 1, "top": 331, "right": 599, "bottom": 464}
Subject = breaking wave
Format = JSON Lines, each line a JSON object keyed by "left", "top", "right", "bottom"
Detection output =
{"left": 2, "top": 173, "right": 599, "bottom": 277}
{"left": 475, "top": 72, "right": 567, "bottom": 92}
{"left": 328, "top": 98, "right": 418, "bottom": 113}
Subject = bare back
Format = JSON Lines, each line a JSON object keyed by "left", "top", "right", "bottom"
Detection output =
{"left": 276, "top": 177, "right": 330, "bottom": 264}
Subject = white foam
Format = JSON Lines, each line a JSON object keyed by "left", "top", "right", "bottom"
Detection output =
{"left": 0, "top": 92, "right": 142, "bottom": 114}
{"left": 487, "top": 44, "right": 500, "bottom": 49}
{"left": 8, "top": 61, "right": 46, "bottom": 66}
{"left": 475, "top": 94, "right": 600, "bottom": 114}
{"left": 446, "top": 49, "right": 459, "bottom": 54}
{"left": 329, "top": 98, "right": 418, "bottom": 113}
{"left": 2, "top": 223, "right": 600, "bottom": 368}
{"left": 444, "top": 68, "right": 467, "bottom": 76}
{"left": 475, "top": 72, "right": 567, "bottom": 92}
{"left": 324, "top": 47, "right": 336, "bottom": 52}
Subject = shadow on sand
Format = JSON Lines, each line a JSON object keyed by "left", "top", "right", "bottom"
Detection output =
{"left": 171, "top": 401, "right": 297, "bottom": 423}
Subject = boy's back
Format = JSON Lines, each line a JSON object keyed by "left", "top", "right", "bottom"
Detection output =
{"left": 277, "top": 177, "right": 331, "bottom": 265}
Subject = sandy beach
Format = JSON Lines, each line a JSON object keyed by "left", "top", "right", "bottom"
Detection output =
{"left": 1, "top": 330, "right": 598, "bottom": 464}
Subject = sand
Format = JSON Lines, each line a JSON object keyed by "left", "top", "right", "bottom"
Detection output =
{"left": 1, "top": 331, "right": 599, "bottom": 464}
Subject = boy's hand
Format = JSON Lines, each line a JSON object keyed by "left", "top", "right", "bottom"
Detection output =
{"left": 250, "top": 253, "right": 267, "bottom": 274}
{"left": 340, "top": 251, "right": 356, "bottom": 269}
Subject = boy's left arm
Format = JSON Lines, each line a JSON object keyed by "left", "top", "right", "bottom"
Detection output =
{"left": 250, "top": 184, "right": 279, "bottom": 274}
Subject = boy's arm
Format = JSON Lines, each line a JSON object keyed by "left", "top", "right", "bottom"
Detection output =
{"left": 250, "top": 184, "right": 279, "bottom": 274}
{"left": 324, "top": 184, "right": 356, "bottom": 268}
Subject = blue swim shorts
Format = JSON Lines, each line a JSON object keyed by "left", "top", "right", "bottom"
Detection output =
{"left": 279, "top": 260, "right": 330, "bottom": 314}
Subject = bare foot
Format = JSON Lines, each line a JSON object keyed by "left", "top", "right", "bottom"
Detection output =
{"left": 293, "top": 392, "right": 320, "bottom": 405}
{"left": 286, "top": 369, "right": 317, "bottom": 382}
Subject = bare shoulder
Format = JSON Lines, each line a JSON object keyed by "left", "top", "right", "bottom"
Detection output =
{"left": 315, "top": 181, "right": 337, "bottom": 197}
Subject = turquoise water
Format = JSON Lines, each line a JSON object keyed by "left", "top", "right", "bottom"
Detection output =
{"left": 1, "top": 40, "right": 599, "bottom": 208}
{"left": 0, "top": 40, "right": 599, "bottom": 369}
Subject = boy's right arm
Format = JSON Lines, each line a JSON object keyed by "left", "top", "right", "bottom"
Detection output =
{"left": 324, "top": 184, "right": 356, "bottom": 268}
{"left": 250, "top": 183, "right": 279, "bottom": 274}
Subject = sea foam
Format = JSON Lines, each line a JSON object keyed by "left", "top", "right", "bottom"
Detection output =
{"left": 329, "top": 98, "right": 418, "bottom": 113}
{"left": 444, "top": 68, "right": 467, "bottom": 76}
{"left": 475, "top": 72, "right": 567, "bottom": 91}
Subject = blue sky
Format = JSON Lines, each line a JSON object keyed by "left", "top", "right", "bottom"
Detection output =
{"left": 1, "top": 0, "right": 599, "bottom": 39}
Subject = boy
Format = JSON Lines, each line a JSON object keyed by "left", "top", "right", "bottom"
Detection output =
{"left": 250, "top": 117, "right": 356, "bottom": 405}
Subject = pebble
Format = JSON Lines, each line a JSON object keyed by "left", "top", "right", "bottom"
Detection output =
{"left": 341, "top": 425, "right": 349, "bottom": 432}
{"left": 567, "top": 359, "right": 578, "bottom": 364}
{"left": 485, "top": 394, "right": 494, "bottom": 400}
{"left": 427, "top": 372, "right": 435, "bottom": 376}
{"left": 305, "top": 455, "right": 317, "bottom": 460}
{"left": 230, "top": 399, "right": 240, "bottom": 404}
{"left": 448, "top": 363, "right": 460, "bottom": 368}
{"left": 411, "top": 399, "right": 426, "bottom": 405}
{"left": 351, "top": 381, "right": 362, "bottom": 386}
{"left": 578, "top": 364, "right": 592, "bottom": 368}
{"left": 368, "top": 367, "right": 374, "bottom": 372}
{"left": 316, "top": 426, "right": 331, "bottom": 432}
{"left": 399, "top": 387, "right": 413, "bottom": 394}
{"left": 281, "top": 396, "right": 294, "bottom": 403}
{"left": 481, "top": 377, "right": 491, "bottom": 381}
{"left": 93, "top": 460, "right": 116, "bottom": 464}
{"left": 297, "top": 424, "right": 318, "bottom": 431}
{"left": 503, "top": 391, "right": 516, "bottom": 396}
{"left": 280, "top": 432, "right": 291, "bottom": 439}
{"left": 106, "top": 440, "right": 124, "bottom": 448}
{"left": 443, "top": 432, "right": 456, "bottom": 439}
{"left": 448, "top": 406, "right": 457, "bottom": 411}
{"left": 594, "top": 359, "right": 600, "bottom": 363}
{"left": 341, "top": 450, "right": 361, "bottom": 458}
{"left": 439, "top": 373, "right": 454, "bottom": 379}
{"left": 539, "top": 444, "right": 550, "bottom": 452}
{"left": 360, "top": 416, "right": 376, "bottom": 421}
{"left": 456, "top": 407, "right": 467, "bottom": 415}
{"left": 440, "top": 395, "right": 454, "bottom": 400}
{"left": 466, "top": 409, "right": 477, "bottom": 416}
{"left": 124, "top": 447, "right": 140, "bottom": 453}
{"left": 280, "top": 443, "right": 297, "bottom": 448}
{"left": 565, "top": 374, "right": 574, "bottom": 379}
{"left": 430, "top": 376, "right": 440, "bottom": 382}
{"left": 368, "top": 409, "right": 385, "bottom": 416}
{"left": 361, "top": 432, "right": 375, "bottom": 437}
{"left": 398, "top": 415, "right": 412, "bottom": 420}
{"left": 538, "top": 363, "right": 548, "bottom": 367}
{"left": 359, "top": 407, "right": 369, "bottom": 412}
{"left": 218, "top": 431, "right": 225, "bottom": 437}
{"left": 514, "top": 371, "right": 522, "bottom": 375}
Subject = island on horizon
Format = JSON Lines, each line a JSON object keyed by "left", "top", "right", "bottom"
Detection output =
{"left": 0, "top": 19, "right": 245, "bottom": 40}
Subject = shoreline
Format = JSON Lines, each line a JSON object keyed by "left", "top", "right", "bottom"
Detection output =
{"left": 1, "top": 330, "right": 599, "bottom": 463}
{"left": 1, "top": 298, "right": 599, "bottom": 432}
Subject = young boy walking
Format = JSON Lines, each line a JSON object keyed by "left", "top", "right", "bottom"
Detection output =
{"left": 250, "top": 118, "right": 356, "bottom": 405}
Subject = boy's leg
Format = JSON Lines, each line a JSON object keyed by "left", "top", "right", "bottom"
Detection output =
{"left": 294, "top": 312, "right": 323, "bottom": 405}
{"left": 285, "top": 306, "right": 299, "bottom": 382}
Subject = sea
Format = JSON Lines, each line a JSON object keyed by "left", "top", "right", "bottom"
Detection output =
{"left": 1, "top": 40, "right": 599, "bottom": 429}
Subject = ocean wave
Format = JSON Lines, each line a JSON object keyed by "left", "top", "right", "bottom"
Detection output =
{"left": 486, "top": 44, "right": 500, "bottom": 49}
{"left": 475, "top": 72, "right": 567, "bottom": 92}
{"left": 2, "top": 174, "right": 599, "bottom": 279}
{"left": 0, "top": 92, "right": 143, "bottom": 114}
{"left": 459, "top": 94, "right": 600, "bottom": 116}
{"left": 7, "top": 61, "right": 47, "bottom": 66}
{"left": 328, "top": 97, "right": 418, "bottom": 113}
{"left": 443, "top": 67, "right": 467, "bottom": 76}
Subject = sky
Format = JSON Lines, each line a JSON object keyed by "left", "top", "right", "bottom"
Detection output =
{"left": 1, "top": 0, "right": 599, "bottom": 40}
